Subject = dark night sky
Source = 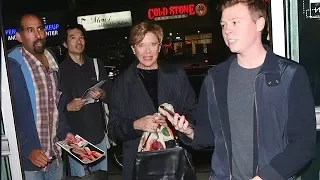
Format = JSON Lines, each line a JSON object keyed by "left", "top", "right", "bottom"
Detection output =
{"left": 2, "top": 0, "right": 140, "bottom": 14}
{"left": 3, "top": 0, "right": 69, "bottom": 14}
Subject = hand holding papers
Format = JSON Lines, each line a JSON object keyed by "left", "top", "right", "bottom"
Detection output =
{"left": 82, "top": 80, "right": 106, "bottom": 105}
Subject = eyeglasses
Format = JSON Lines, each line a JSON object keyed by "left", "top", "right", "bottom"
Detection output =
{"left": 135, "top": 42, "right": 161, "bottom": 51}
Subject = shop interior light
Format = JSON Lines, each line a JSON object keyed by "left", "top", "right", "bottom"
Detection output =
{"left": 42, "top": 17, "right": 46, "bottom": 24}
{"left": 163, "top": 44, "right": 172, "bottom": 48}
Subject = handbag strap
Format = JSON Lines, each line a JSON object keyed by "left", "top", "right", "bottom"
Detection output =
{"left": 93, "top": 58, "right": 109, "bottom": 125}
{"left": 141, "top": 133, "right": 152, "bottom": 152}
{"left": 93, "top": 58, "right": 99, "bottom": 81}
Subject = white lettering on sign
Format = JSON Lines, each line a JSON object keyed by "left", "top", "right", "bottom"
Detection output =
{"left": 5, "top": 23, "right": 60, "bottom": 41}
{"left": 310, "top": 2, "right": 320, "bottom": 18}
{"left": 8, "top": 35, "right": 16, "bottom": 41}
{"left": 310, "top": 0, "right": 320, "bottom": 3}
{"left": 314, "top": 6, "right": 320, "bottom": 13}
{"left": 46, "top": 30, "right": 58, "bottom": 36}
{"left": 77, "top": 11, "right": 132, "bottom": 31}
{"left": 154, "top": 14, "right": 188, "bottom": 21}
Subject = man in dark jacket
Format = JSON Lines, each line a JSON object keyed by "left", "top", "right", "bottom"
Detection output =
{"left": 7, "top": 13, "right": 73, "bottom": 180}
{"left": 161, "top": 0, "right": 316, "bottom": 180}
{"left": 59, "top": 23, "right": 112, "bottom": 177}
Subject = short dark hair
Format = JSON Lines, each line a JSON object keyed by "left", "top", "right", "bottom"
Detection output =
{"left": 218, "top": 0, "right": 267, "bottom": 22}
{"left": 16, "top": 13, "right": 43, "bottom": 32}
{"left": 61, "top": 23, "right": 86, "bottom": 43}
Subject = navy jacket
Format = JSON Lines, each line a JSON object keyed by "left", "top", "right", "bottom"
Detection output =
{"left": 59, "top": 54, "right": 112, "bottom": 144}
{"left": 7, "top": 46, "right": 70, "bottom": 171}
{"left": 184, "top": 46, "right": 316, "bottom": 180}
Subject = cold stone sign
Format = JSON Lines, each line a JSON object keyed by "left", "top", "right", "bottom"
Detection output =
{"left": 147, "top": 3, "right": 208, "bottom": 21}
{"left": 4, "top": 23, "right": 60, "bottom": 41}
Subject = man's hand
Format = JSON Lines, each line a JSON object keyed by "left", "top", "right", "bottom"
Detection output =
{"left": 251, "top": 176, "right": 263, "bottom": 180}
{"left": 89, "top": 88, "right": 105, "bottom": 100}
{"left": 67, "top": 98, "right": 87, "bottom": 111}
{"left": 28, "top": 149, "right": 49, "bottom": 168}
{"left": 159, "top": 108, "right": 194, "bottom": 139}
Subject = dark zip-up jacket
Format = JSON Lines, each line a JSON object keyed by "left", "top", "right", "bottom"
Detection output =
{"left": 59, "top": 55, "right": 112, "bottom": 145}
{"left": 183, "top": 46, "right": 316, "bottom": 180}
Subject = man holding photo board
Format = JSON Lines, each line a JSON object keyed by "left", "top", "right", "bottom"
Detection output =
{"left": 59, "top": 23, "right": 112, "bottom": 177}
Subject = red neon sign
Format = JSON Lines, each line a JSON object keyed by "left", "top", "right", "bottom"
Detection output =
{"left": 148, "top": 4, "right": 196, "bottom": 20}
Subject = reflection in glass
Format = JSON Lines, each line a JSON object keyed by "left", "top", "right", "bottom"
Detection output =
{"left": 1, "top": 156, "right": 12, "bottom": 180}
{"left": 299, "top": 0, "right": 320, "bottom": 105}
{"left": 1, "top": 112, "right": 4, "bottom": 135}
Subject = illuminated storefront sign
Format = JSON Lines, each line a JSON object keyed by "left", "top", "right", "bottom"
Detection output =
{"left": 4, "top": 23, "right": 60, "bottom": 41}
{"left": 148, "top": 3, "right": 208, "bottom": 21}
{"left": 77, "top": 11, "right": 132, "bottom": 31}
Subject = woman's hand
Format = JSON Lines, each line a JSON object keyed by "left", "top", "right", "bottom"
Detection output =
{"left": 159, "top": 109, "right": 194, "bottom": 139}
{"left": 133, "top": 115, "right": 160, "bottom": 132}
{"left": 154, "top": 114, "right": 168, "bottom": 126}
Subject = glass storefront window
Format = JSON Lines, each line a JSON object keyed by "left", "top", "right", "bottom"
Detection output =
{"left": 1, "top": 157, "right": 12, "bottom": 180}
{"left": 298, "top": 0, "right": 320, "bottom": 106}
{"left": 280, "top": 0, "right": 320, "bottom": 179}
{"left": 1, "top": 114, "right": 4, "bottom": 135}
{"left": 1, "top": 6, "right": 23, "bottom": 178}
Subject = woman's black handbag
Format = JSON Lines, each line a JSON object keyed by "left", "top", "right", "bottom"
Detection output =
{"left": 134, "top": 132, "right": 196, "bottom": 180}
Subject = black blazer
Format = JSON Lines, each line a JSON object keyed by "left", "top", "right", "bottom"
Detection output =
{"left": 108, "top": 63, "right": 196, "bottom": 180}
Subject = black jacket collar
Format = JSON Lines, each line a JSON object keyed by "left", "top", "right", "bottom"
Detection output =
{"left": 217, "top": 45, "right": 279, "bottom": 72}
{"left": 212, "top": 45, "right": 282, "bottom": 86}
{"left": 259, "top": 45, "right": 281, "bottom": 75}
{"left": 123, "top": 62, "right": 174, "bottom": 83}
{"left": 64, "top": 53, "right": 91, "bottom": 66}
{"left": 121, "top": 62, "right": 177, "bottom": 114}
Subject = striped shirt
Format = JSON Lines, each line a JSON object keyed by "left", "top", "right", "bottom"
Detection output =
{"left": 22, "top": 48, "right": 62, "bottom": 169}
